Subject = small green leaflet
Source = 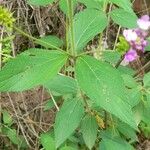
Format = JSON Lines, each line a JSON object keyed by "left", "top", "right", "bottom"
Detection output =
{"left": 99, "top": 136, "right": 134, "bottom": 150}
{"left": 110, "top": 8, "right": 138, "bottom": 28}
{"left": 110, "top": 0, "right": 133, "bottom": 12}
{"left": 75, "top": 55, "right": 137, "bottom": 129}
{"left": 0, "top": 49, "right": 68, "bottom": 91}
{"left": 44, "top": 74, "right": 78, "bottom": 95}
{"left": 44, "top": 98, "right": 61, "bottom": 111}
{"left": 121, "top": 74, "right": 138, "bottom": 89}
{"left": 77, "top": 0, "right": 103, "bottom": 10}
{"left": 73, "top": 9, "right": 107, "bottom": 51}
{"left": 99, "top": 130, "right": 135, "bottom": 150}
{"left": 59, "top": 0, "right": 77, "bottom": 15}
{"left": 147, "top": 93, "right": 150, "bottom": 107}
{"left": 2, "top": 110, "right": 13, "bottom": 126}
{"left": 144, "top": 72, "right": 150, "bottom": 87}
{"left": 117, "top": 121, "right": 138, "bottom": 143}
{"left": 60, "top": 146, "right": 76, "bottom": 150}
{"left": 81, "top": 114, "right": 98, "bottom": 149}
{"left": 27, "top": 0, "right": 55, "bottom": 6}
{"left": 54, "top": 98, "right": 84, "bottom": 148}
{"left": 40, "top": 132, "right": 56, "bottom": 150}
{"left": 101, "top": 50, "right": 121, "bottom": 65}
{"left": 35, "top": 35, "right": 63, "bottom": 49}
{"left": 2, "top": 127, "right": 27, "bottom": 147}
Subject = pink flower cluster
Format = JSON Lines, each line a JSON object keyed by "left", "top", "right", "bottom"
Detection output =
{"left": 123, "top": 15, "right": 150, "bottom": 62}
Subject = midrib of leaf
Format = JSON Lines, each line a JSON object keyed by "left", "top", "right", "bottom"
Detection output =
{"left": 27, "top": 57, "right": 63, "bottom": 68}
{"left": 56, "top": 99, "right": 83, "bottom": 148}
{"left": 79, "top": 57, "right": 102, "bottom": 83}
{"left": 46, "top": 75, "right": 77, "bottom": 92}
{"left": 0, "top": 56, "right": 67, "bottom": 90}
{"left": 67, "top": 100, "right": 80, "bottom": 127}
{"left": 77, "top": 57, "right": 136, "bottom": 128}
{"left": 0, "top": 57, "right": 61, "bottom": 81}
{"left": 75, "top": 16, "right": 98, "bottom": 49}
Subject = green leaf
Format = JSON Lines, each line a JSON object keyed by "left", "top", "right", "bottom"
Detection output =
{"left": 101, "top": 50, "right": 121, "bottom": 65}
{"left": 75, "top": 55, "right": 137, "bottom": 129}
{"left": 60, "top": 146, "right": 76, "bottom": 150}
{"left": 118, "top": 66, "right": 135, "bottom": 76}
{"left": 122, "top": 74, "right": 141, "bottom": 107}
{"left": 142, "top": 105, "right": 150, "bottom": 124}
{"left": 44, "top": 74, "right": 78, "bottom": 95}
{"left": 54, "top": 98, "right": 84, "bottom": 148}
{"left": 144, "top": 72, "right": 150, "bottom": 87}
{"left": 99, "top": 129, "right": 134, "bottom": 149}
{"left": 36, "top": 35, "right": 63, "bottom": 49}
{"left": 117, "top": 122, "right": 138, "bottom": 142}
{"left": 116, "top": 36, "right": 130, "bottom": 53}
{"left": 73, "top": 9, "right": 107, "bottom": 51}
{"left": 147, "top": 93, "right": 150, "bottom": 107}
{"left": 59, "top": 0, "right": 77, "bottom": 15}
{"left": 125, "top": 88, "right": 141, "bottom": 107}
{"left": 81, "top": 114, "right": 98, "bottom": 149}
{"left": 2, "top": 127, "right": 21, "bottom": 145}
{"left": 109, "top": 0, "right": 133, "bottom": 12}
{"left": 44, "top": 98, "right": 61, "bottom": 111}
{"left": 99, "top": 136, "right": 134, "bottom": 150}
{"left": 2, "top": 110, "right": 13, "bottom": 126}
{"left": 40, "top": 132, "right": 56, "bottom": 150}
{"left": 27, "top": 0, "right": 55, "bottom": 6}
{"left": 110, "top": 8, "right": 138, "bottom": 28}
{"left": 133, "top": 103, "right": 144, "bottom": 126}
{"left": 78, "top": 0, "right": 103, "bottom": 10}
{"left": 122, "top": 74, "right": 138, "bottom": 89}
{"left": 0, "top": 49, "right": 68, "bottom": 92}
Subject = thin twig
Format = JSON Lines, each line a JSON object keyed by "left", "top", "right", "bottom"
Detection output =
{"left": 49, "top": 91, "right": 60, "bottom": 111}
{"left": 133, "top": 61, "right": 150, "bottom": 77}
{"left": 7, "top": 93, "right": 31, "bottom": 147}
{"left": 113, "top": 26, "right": 121, "bottom": 50}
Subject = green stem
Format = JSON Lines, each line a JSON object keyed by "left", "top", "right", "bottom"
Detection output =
{"left": 66, "top": 18, "right": 69, "bottom": 53}
{"left": 67, "top": 0, "right": 76, "bottom": 56}
{"left": 96, "top": 1, "right": 108, "bottom": 128}
{"left": 13, "top": 26, "right": 68, "bottom": 54}
{"left": 115, "top": 54, "right": 125, "bottom": 68}
{"left": 113, "top": 26, "right": 121, "bottom": 50}
{"left": 96, "top": 34, "right": 103, "bottom": 59}
{"left": 96, "top": 1, "right": 108, "bottom": 59}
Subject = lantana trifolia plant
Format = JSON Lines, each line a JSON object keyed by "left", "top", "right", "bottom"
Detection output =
{"left": 0, "top": 0, "right": 150, "bottom": 150}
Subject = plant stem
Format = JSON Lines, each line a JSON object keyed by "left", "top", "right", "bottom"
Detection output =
{"left": 49, "top": 91, "right": 60, "bottom": 111}
{"left": 104, "top": 110, "right": 108, "bottom": 129}
{"left": 96, "top": 1, "right": 108, "bottom": 59}
{"left": 66, "top": 17, "right": 69, "bottom": 53}
{"left": 105, "top": 3, "right": 112, "bottom": 43}
{"left": 0, "top": 27, "right": 4, "bottom": 69}
{"left": 79, "top": 90, "right": 91, "bottom": 113}
{"left": 0, "top": 27, "right": 3, "bottom": 127}
{"left": 115, "top": 54, "right": 125, "bottom": 68}
{"left": 67, "top": 0, "right": 76, "bottom": 56}
{"left": 96, "top": 34, "right": 103, "bottom": 59}
{"left": 113, "top": 26, "right": 121, "bottom": 50}
{"left": 13, "top": 26, "right": 67, "bottom": 53}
